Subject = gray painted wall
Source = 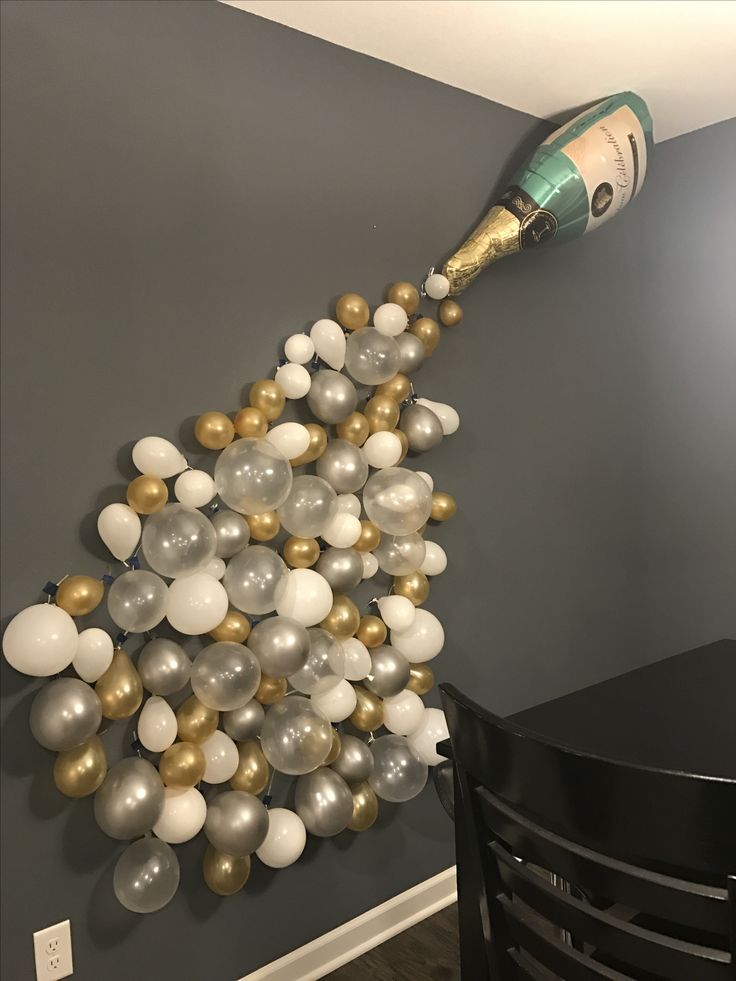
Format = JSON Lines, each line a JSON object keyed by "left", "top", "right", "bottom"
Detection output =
{"left": 2, "top": 1, "right": 735, "bottom": 978}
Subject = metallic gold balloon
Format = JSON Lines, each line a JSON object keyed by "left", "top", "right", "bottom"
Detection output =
{"left": 55, "top": 575, "right": 105, "bottom": 617}
{"left": 246, "top": 510, "right": 280, "bottom": 542}
{"left": 375, "top": 373, "right": 411, "bottom": 404}
{"left": 387, "top": 281, "right": 420, "bottom": 316}
{"left": 356, "top": 615, "right": 387, "bottom": 649}
{"left": 410, "top": 317, "right": 440, "bottom": 355}
{"left": 407, "top": 662, "right": 435, "bottom": 696}
{"left": 249, "top": 379, "right": 285, "bottom": 422}
{"left": 353, "top": 520, "right": 381, "bottom": 553}
{"left": 53, "top": 735, "right": 107, "bottom": 798}
{"left": 159, "top": 741, "right": 206, "bottom": 788}
{"left": 289, "top": 423, "right": 328, "bottom": 466}
{"left": 364, "top": 395, "right": 400, "bottom": 434}
{"left": 95, "top": 649, "right": 143, "bottom": 720}
{"left": 348, "top": 781, "right": 379, "bottom": 832}
{"left": 234, "top": 406, "right": 268, "bottom": 438}
{"left": 175, "top": 695, "right": 219, "bottom": 744}
{"left": 203, "top": 845, "right": 251, "bottom": 896}
{"left": 336, "top": 292, "right": 369, "bottom": 331}
{"left": 324, "top": 729, "right": 342, "bottom": 766}
{"left": 431, "top": 491, "right": 457, "bottom": 522}
{"left": 439, "top": 299, "right": 463, "bottom": 327}
{"left": 254, "top": 675, "right": 287, "bottom": 705}
{"left": 349, "top": 686, "right": 384, "bottom": 732}
{"left": 195, "top": 411, "right": 235, "bottom": 449}
{"left": 393, "top": 428, "right": 409, "bottom": 464}
{"left": 393, "top": 571, "right": 430, "bottom": 606}
{"left": 320, "top": 595, "right": 360, "bottom": 639}
{"left": 230, "top": 739, "right": 270, "bottom": 794}
{"left": 209, "top": 609, "right": 251, "bottom": 644}
{"left": 336, "top": 411, "right": 370, "bottom": 446}
{"left": 283, "top": 536, "right": 321, "bottom": 568}
{"left": 126, "top": 475, "right": 168, "bottom": 514}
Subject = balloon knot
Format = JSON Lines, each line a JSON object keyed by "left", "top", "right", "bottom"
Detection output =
{"left": 42, "top": 581, "right": 59, "bottom": 597}
{"left": 114, "top": 632, "right": 130, "bottom": 646}
{"left": 262, "top": 794, "right": 272, "bottom": 808}
{"left": 126, "top": 555, "right": 141, "bottom": 570}
{"left": 102, "top": 573, "right": 115, "bottom": 587}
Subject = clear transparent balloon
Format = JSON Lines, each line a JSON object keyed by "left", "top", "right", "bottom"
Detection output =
{"left": 224, "top": 545, "right": 288, "bottom": 615}
{"left": 94, "top": 758, "right": 165, "bottom": 840}
{"left": 260, "top": 696, "right": 333, "bottom": 775}
{"left": 141, "top": 504, "right": 217, "bottom": 578}
{"left": 344, "top": 327, "right": 401, "bottom": 385}
{"left": 278, "top": 475, "right": 338, "bottom": 538}
{"left": 369, "top": 735, "right": 428, "bottom": 803}
{"left": 373, "top": 532, "right": 427, "bottom": 575}
{"left": 362, "top": 468, "right": 432, "bottom": 536}
{"left": 190, "top": 642, "right": 261, "bottom": 711}
{"left": 214, "top": 438, "right": 293, "bottom": 515}
{"left": 107, "top": 571, "right": 168, "bottom": 633}
{"left": 288, "top": 627, "right": 345, "bottom": 695}
{"left": 113, "top": 837, "right": 180, "bottom": 914}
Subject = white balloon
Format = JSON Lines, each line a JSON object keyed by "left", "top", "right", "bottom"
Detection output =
{"left": 311, "top": 679, "right": 357, "bottom": 722}
{"left": 174, "top": 470, "right": 215, "bottom": 508}
{"left": 153, "top": 786, "right": 207, "bottom": 844}
{"left": 407, "top": 707, "right": 449, "bottom": 765}
{"left": 284, "top": 333, "right": 315, "bottom": 364}
{"left": 420, "top": 541, "right": 447, "bottom": 576}
{"left": 424, "top": 273, "right": 450, "bottom": 300}
{"left": 256, "top": 808, "right": 306, "bottom": 868}
{"left": 321, "top": 513, "right": 362, "bottom": 549}
{"left": 361, "top": 553, "right": 378, "bottom": 579}
{"left": 137, "top": 696, "right": 177, "bottom": 752}
{"left": 376, "top": 595, "right": 416, "bottom": 632}
{"left": 97, "top": 503, "right": 141, "bottom": 561}
{"left": 73, "top": 627, "right": 114, "bottom": 682}
{"left": 390, "top": 609, "right": 444, "bottom": 663}
{"left": 363, "top": 431, "right": 402, "bottom": 469}
{"left": 335, "top": 494, "right": 361, "bottom": 517}
{"left": 266, "top": 422, "right": 311, "bottom": 459}
{"left": 132, "top": 436, "right": 187, "bottom": 479}
{"left": 2, "top": 604, "right": 78, "bottom": 677}
{"left": 166, "top": 573, "right": 228, "bottom": 635}
{"left": 373, "top": 302, "right": 408, "bottom": 337}
{"left": 310, "top": 318, "right": 346, "bottom": 370}
{"left": 383, "top": 690, "right": 425, "bottom": 736}
{"left": 416, "top": 398, "right": 460, "bottom": 435}
{"left": 275, "top": 569, "right": 333, "bottom": 626}
{"left": 416, "top": 471, "right": 434, "bottom": 491}
{"left": 275, "top": 363, "right": 312, "bottom": 399}
{"left": 200, "top": 730, "right": 239, "bottom": 784}
{"left": 341, "top": 637, "right": 371, "bottom": 681}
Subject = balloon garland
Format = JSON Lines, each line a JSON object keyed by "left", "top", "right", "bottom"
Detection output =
{"left": 2, "top": 272, "right": 458, "bottom": 913}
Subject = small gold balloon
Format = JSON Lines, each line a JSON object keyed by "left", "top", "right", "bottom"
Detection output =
{"left": 159, "top": 741, "right": 206, "bottom": 788}
{"left": 336, "top": 292, "right": 369, "bottom": 331}
{"left": 283, "top": 536, "right": 321, "bottom": 568}
{"left": 321, "top": 594, "right": 361, "bottom": 639}
{"left": 431, "top": 491, "right": 457, "bottom": 522}
{"left": 364, "top": 395, "right": 400, "bottom": 434}
{"left": 246, "top": 511, "right": 280, "bottom": 542}
{"left": 356, "top": 615, "right": 387, "bottom": 649}
{"left": 195, "top": 411, "right": 235, "bottom": 449}
{"left": 53, "top": 736, "right": 107, "bottom": 798}
{"left": 392, "top": 428, "right": 409, "bottom": 463}
{"left": 230, "top": 740, "right": 270, "bottom": 794}
{"left": 95, "top": 649, "right": 143, "bottom": 720}
{"left": 353, "top": 520, "right": 381, "bottom": 553}
{"left": 249, "top": 379, "right": 285, "bottom": 422}
{"left": 55, "top": 575, "right": 105, "bottom": 617}
{"left": 411, "top": 317, "right": 440, "bottom": 355}
{"left": 289, "top": 423, "right": 328, "bottom": 466}
{"left": 348, "top": 781, "right": 379, "bottom": 832}
{"left": 350, "top": 686, "right": 384, "bottom": 731}
{"left": 324, "top": 729, "right": 342, "bottom": 766}
{"left": 387, "top": 281, "right": 420, "bottom": 316}
{"left": 234, "top": 406, "right": 268, "bottom": 438}
{"left": 203, "top": 845, "right": 251, "bottom": 896}
{"left": 126, "top": 474, "right": 168, "bottom": 514}
{"left": 336, "top": 412, "right": 370, "bottom": 447}
{"left": 375, "top": 373, "right": 411, "bottom": 404}
{"left": 209, "top": 609, "right": 251, "bottom": 644}
{"left": 439, "top": 298, "right": 464, "bottom": 327}
{"left": 255, "top": 675, "right": 287, "bottom": 705}
{"left": 393, "top": 570, "right": 430, "bottom": 607}
{"left": 407, "top": 663, "right": 435, "bottom": 696}
{"left": 176, "top": 695, "right": 219, "bottom": 744}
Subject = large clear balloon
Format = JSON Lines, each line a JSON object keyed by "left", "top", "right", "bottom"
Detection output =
{"left": 141, "top": 504, "right": 217, "bottom": 578}
{"left": 204, "top": 790, "right": 269, "bottom": 856}
{"left": 278, "top": 475, "right": 337, "bottom": 539}
{"left": 29, "top": 678, "right": 102, "bottom": 751}
{"left": 3, "top": 604, "right": 78, "bottom": 677}
{"left": 248, "top": 616, "right": 310, "bottom": 677}
{"left": 373, "top": 533, "right": 426, "bottom": 575}
{"left": 94, "top": 758, "right": 165, "bottom": 840}
{"left": 97, "top": 503, "right": 142, "bottom": 561}
{"left": 210, "top": 509, "right": 250, "bottom": 559}
{"left": 364, "top": 645, "right": 410, "bottom": 698}
{"left": 214, "top": 438, "right": 293, "bottom": 515}
{"left": 137, "top": 638, "right": 191, "bottom": 695}
{"left": 295, "top": 767, "right": 353, "bottom": 837}
{"left": 113, "top": 837, "right": 180, "bottom": 914}
{"left": 256, "top": 808, "right": 307, "bottom": 868}
{"left": 153, "top": 786, "right": 207, "bottom": 843}
{"left": 306, "top": 369, "right": 358, "bottom": 424}
{"left": 315, "top": 547, "right": 364, "bottom": 592}
{"left": 166, "top": 573, "right": 228, "bottom": 635}
{"left": 108, "top": 571, "right": 168, "bottom": 633}
{"left": 362, "top": 468, "right": 432, "bottom": 536}
{"left": 344, "top": 327, "right": 401, "bottom": 385}
{"left": 316, "top": 440, "right": 369, "bottom": 494}
{"left": 224, "top": 545, "right": 288, "bottom": 615}
{"left": 399, "top": 403, "right": 443, "bottom": 454}
{"left": 275, "top": 568, "right": 333, "bottom": 627}
{"left": 222, "top": 699, "right": 265, "bottom": 741}
{"left": 369, "top": 735, "right": 427, "bottom": 803}
{"left": 331, "top": 734, "right": 374, "bottom": 785}
{"left": 190, "top": 642, "right": 261, "bottom": 711}
{"left": 288, "top": 628, "right": 345, "bottom": 695}
{"left": 390, "top": 609, "right": 445, "bottom": 663}
{"left": 137, "top": 696, "right": 177, "bottom": 752}
{"left": 260, "top": 695, "right": 333, "bottom": 775}
{"left": 407, "top": 707, "right": 450, "bottom": 765}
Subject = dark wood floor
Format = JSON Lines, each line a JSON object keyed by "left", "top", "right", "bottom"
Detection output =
{"left": 325, "top": 904, "right": 461, "bottom": 981}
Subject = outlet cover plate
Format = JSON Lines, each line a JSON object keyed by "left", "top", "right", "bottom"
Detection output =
{"left": 33, "top": 920, "right": 73, "bottom": 980}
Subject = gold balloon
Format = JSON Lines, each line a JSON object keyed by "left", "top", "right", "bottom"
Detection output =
{"left": 209, "top": 609, "right": 251, "bottom": 644}
{"left": 53, "top": 736, "right": 107, "bottom": 798}
{"left": 393, "top": 571, "right": 430, "bottom": 607}
{"left": 159, "top": 741, "right": 206, "bottom": 788}
{"left": 249, "top": 379, "right": 285, "bottom": 422}
{"left": 176, "top": 695, "right": 219, "bottom": 744}
{"left": 324, "top": 729, "right": 342, "bottom": 766}
{"left": 234, "top": 406, "right": 268, "bottom": 438}
{"left": 431, "top": 491, "right": 457, "bottom": 522}
{"left": 283, "top": 536, "right": 321, "bottom": 568}
{"left": 410, "top": 317, "right": 440, "bottom": 355}
{"left": 320, "top": 594, "right": 360, "bottom": 639}
{"left": 203, "top": 845, "right": 251, "bottom": 896}
{"left": 353, "top": 520, "right": 381, "bottom": 553}
{"left": 407, "top": 663, "right": 435, "bottom": 696}
{"left": 289, "top": 423, "right": 328, "bottom": 466}
{"left": 255, "top": 675, "right": 287, "bottom": 705}
{"left": 95, "top": 649, "right": 143, "bottom": 720}
{"left": 230, "top": 740, "right": 270, "bottom": 794}
{"left": 375, "top": 373, "right": 411, "bottom": 404}
{"left": 350, "top": 686, "right": 384, "bottom": 732}
{"left": 246, "top": 511, "right": 280, "bottom": 542}
{"left": 387, "top": 281, "right": 420, "bottom": 316}
{"left": 55, "top": 575, "right": 105, "bottom": 617}
{"left": 439, "top": 299, "right": 464, "bottom": 327}
{"left": 336, "top": 292, "right": 369, "bottom": 331}
{"left": 356, "top": 615, "right": 387, "bottom": 649}
{"left": 126, "top": 474, "right": 168, "bottom": 514}
{"left": 348, "top": 781, "right": 379, "bottom": 832}
{"left": 392, "top": 428, "right": 409, "bottom": 464}
{"left": 195, "top": 411, "right": 235, "bottom": 449}
{"left": 364, "top": 395, "right": 400, "bottom": 434}
{"left": 336, "top": 411, "right": 370, "bottom": 446}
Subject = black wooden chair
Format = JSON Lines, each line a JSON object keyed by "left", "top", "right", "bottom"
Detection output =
{"left": 439, "top": 682, "right": 736, "bottom": 981}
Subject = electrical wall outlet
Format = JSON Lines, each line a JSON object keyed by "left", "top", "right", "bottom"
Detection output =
{"left": 33, "top": 920, "right": 73, "bottom": 980}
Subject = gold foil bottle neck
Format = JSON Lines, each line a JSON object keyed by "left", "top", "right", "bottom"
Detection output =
{"left": 442, "top": 205, "right": 521, "bottom": 294}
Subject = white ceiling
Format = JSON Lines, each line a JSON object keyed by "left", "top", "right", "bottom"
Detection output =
{"left": 221, "top": 0, "right": 736, "bottom": 142}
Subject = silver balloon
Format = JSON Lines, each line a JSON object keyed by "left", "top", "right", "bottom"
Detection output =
{"left": 295, "top": 767, "right": 353, "bottom": 837}
{"left": 369, "top": 734, "right": 427, "bottom": 803}
{"left": 204, "top": 790, "right": 269, "bottom": 856}
{"left": 210, "top": 509, "right": 250, "bottom": 559}
{"left": 29, "top": 678, "right": 102, "bottom": 751}
{"left": 224, "top": 545, "right": 288, "bottom": 615}
{"left": 363, "top": 467, "right": 432, "bottom": 536}
{"left": 344, "top": 327, "right": 400, "bottom": 385}
{"left": 396, "top": 331, "right": 426, "bottom": 375}
{"left": 222, "top": 699, "right": 265, "bottom": 740}
{"left": 331, "top": 734, "right": 375, "bottom": 785}
{"left": 278, "top": 475, "right": 337, "bottom": 539}
{"left": 190, "top": 642, "right": 261, "bottom": 711}
{"left": 107, "top": 570, "right": 168, "bottom": 633}
{"left": 288, "top": 628, "right": 345, "bottom": 695}
{"left": 113, "top": 837, "right": 180, "bottom": 914}
{"left": 141, "top": 504, "right": 217, "bottom": 578}
{"left": 248, "top": 616, "right": 310, "bottom": 677}
{"left": 399, "top": 403, "right": 443, "bottom": 454}
{"left": 306, "top": 369, "right": 358, "bottom": 424}
{"left": 315, "top": 547, "right": 364, "bottom": 592}
{"left": 373, "top": 533, "right": 427, "bottom": 575}
{"left": 214, "top": 437, "right": 293, "bottom": 515}
{"left": 137, "top": 638, "right": 191, "bottom": 695}
{"left": 364, "top": 645, "right": 410, "bottom": 698}
{"left": 316, "top": 440, "right": 369, "bottom": 494}
{"left": 260, "top": 695, "right": 333, "bottom": 775}
{"left": 94, "top": 758, "right": 165, "bottom": 840}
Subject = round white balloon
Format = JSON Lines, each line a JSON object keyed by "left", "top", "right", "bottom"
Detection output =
{"left": 2, "top": 604, "right": 78, "bottom": 677}
{"left": 383, "top": 690, "right": 425, "bottom": 736}
{"left": 284, "top": 333, "right": 315, "bottom": 365}
{"left": 166, "top": 573, "right": 228, "bottom": 635}
{"left": 376, "top": 595, "right": 416, "bottom": 632}
{"left": 153, "top": 786, "right": 207, "bottom": 844}
{"left": 137, "top": 696, "right": 177, "bottom": 753}
{"left": 310, "top": 318, "right": 346, "bottom": 370}
{"left": 420, "top": 541, "right": 447, "bottom": 576}
{"left": 256, "top": 808, "right": 307, "bottom": 868}
{"left": 200, "top": 730, "right": 239, "bottom": 784}
{"left": 203, "top": 557, "right": 226, "bottom": 580}
{"left": 174, "top": 470, "right": 215, "bottom": 508}
{"left": 266, "top": 422, "right": 311, "bottom": 459}
{"left": 73, "top": 627, "right": 114, "bottom": 683}
{"left": 321, "top": 513, "right": 362, "bottom": 549}
{"left": 373, "top": 302, "right": 408, "bottom": 337}
{"left": 311, "top": 679, "right": 357, "bottom": 722}
{"left": 390, "top": 609, "right": 444, "bottom": 663}
{"left": 407, "top": 707, "right": 449, "bottom": 765}
{"left": 361, "top": 553, "right": 378, "bottom": 579}
{"left": 341, "top": 637, "right": 372, "bottom": 681}
{"left": 97, "top": 503, "right": 141, "bottom": 561}
{"left": 132, "top": 436, "right": 187, "bottom": 479}
{"left": 363, "top": 431, "right": 402, "bottom": 469}
{"left": 424, "top": 273, "right": 449, "bottom": 300}
{"left": 275, "top": 363, "right": 311, "bottom": 399}
{"left": 415, "top": 471, "right": 434, "bottom": 491}
{"left": 335, "top": 494, "right": 361, "bottom": 517}
{"left": 416, "top": 398, "right": 460, "bottom": 436}
{"left": 275, "top": 569, "right": 333, "bottom": 626}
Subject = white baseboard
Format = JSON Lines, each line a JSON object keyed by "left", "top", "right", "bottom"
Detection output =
{"left": 239, "top": 866, "right": 457, "bottom": 981}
